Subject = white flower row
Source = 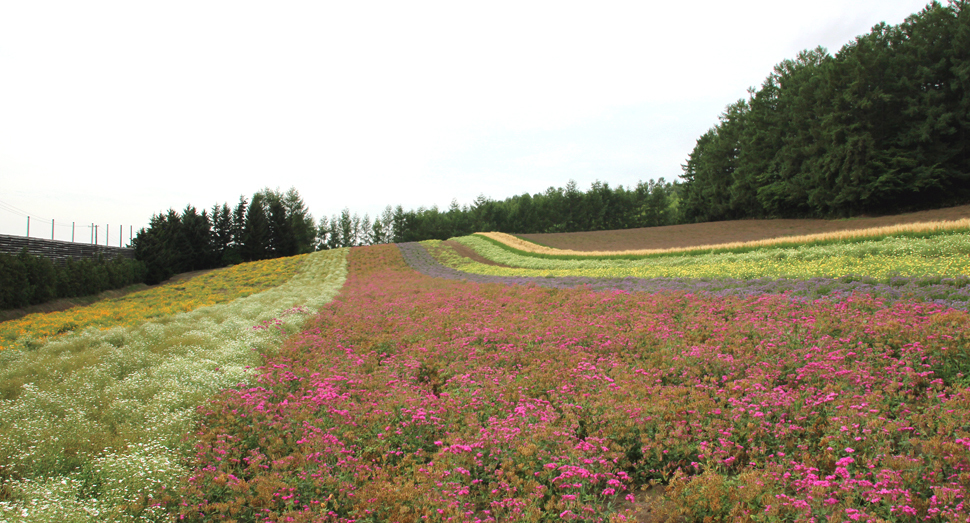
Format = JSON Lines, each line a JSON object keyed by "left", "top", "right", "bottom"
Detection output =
{"left": 0, "top": 249, "right": 348, "bottom": 523}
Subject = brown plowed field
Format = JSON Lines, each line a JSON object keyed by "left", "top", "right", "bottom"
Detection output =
{"left": 441, "top": 240, "right": 514, "bottom": 267}
{"left": 516, "top": 204, "right": 970, "bottom": 251}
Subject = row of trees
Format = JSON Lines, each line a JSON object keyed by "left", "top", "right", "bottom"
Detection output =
{"left": 0, "top": 250, "right": 145, "bottom": 310}
{"left": 135, "top": 4, "right": 970, "bottom": 282}
{"left": 9, "top": 178, "right": 677, "bottom": 306}
{"left": 390, "top": 178, "right": 679, "bottom": 242}
{"left": 681, "top": 1, "right": 970, "bottom": 221}
{"left": 312, "top": 178, "right": 681, "bottom": 248}
{"left": 132, "top": 188, "right": 315, "bottom": 284}
{"left": 316, "top": 207, "right": 397, "bottom": 249}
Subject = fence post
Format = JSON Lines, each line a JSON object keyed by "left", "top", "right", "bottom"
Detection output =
{"left": 26, "top": 216, "right": 29, "bottom": 238}
{"left": 95, "top": 225, "right": 98, "bottom": 245}
{"left": 52, "top": 219, "right": 55, "bottom": 240}
{"left": 72, "top": 222, "right": 75, "bottom": 242}
{"left": 106, "top": 224, "right": 109, "bottom": 246}
{"left": 119, "top": 224, "right": 122, "bottom": 247}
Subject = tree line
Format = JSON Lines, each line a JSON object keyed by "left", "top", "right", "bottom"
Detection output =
{"left": 132, "top": 179, "right": 680, "bottom": 277}
{"left": 0, "top": 250, "right": 145, "bottom": 310}
{"left": 133, "top": 2, "right": 970, "bottom": 281}
{"left": 314, "top": 178, "right": 680, "bottom": 247}
{"left": 132, "top": 187, "right": 315, "bottom": 284}
{"left": 681, "top": 1, "right": 970, "bottom": 222}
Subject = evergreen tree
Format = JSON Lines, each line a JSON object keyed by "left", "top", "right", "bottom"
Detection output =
{"left": 243, "top": 193, "right": 270, "bottom": 261}
{"left": 359, "top": 214, "right": 373, "bottom": 246}
{"left": 319, "top": 215, "right": 331, "bottom": 250}
{"left": 337, "top": 208, "right": 354, "bottom": 248}
{"left": 757, "top": 48, "right": 832, "bottom": 217}
{"left": 178, "top": 205, "right": 213, "bottom": 271}
{"left": 370, "top": 216, "right": 386, "bottom": 245}
{"left": 380, "top": 205, "right": 395, "bottom": 243}
{"left": 133, "top": 209, "right": 181, "bottom": 284}
{"left": 392, "top": 205, "right": 408, "bottom": 243}
{"left": 680, "top": 1, "right": 970, "bottom": 219}
{"left": 563, "top": 180, "right": 584, "bottom": 231}
{"left": 283, "top": 187, "right": 316, "bottom": 254}
{"left": 267, "top": 197, "right": 295, "bottom": 257}
{"left": 210, "top": 203, "right": 234, "bottom": 264}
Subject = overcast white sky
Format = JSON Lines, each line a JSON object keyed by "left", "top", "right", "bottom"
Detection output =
{"left": 0, "top": 0, "right": 934, "bottom": 243}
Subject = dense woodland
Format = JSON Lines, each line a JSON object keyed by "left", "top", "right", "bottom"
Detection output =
{"left": 681, "top": 1, "right": 970, "bottom": 221}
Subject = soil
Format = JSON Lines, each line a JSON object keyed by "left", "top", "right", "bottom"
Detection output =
{"left": 517, "top": 204, "right": 970, "bottom": 252}
{"left": 442, "top": 240, "right": 515, "bottom": 268}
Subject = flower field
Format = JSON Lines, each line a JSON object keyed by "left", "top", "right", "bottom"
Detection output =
{"left": 173, "top": 244, "right": 970, "bottom": 522}
{"left": 416, "top": 235, "right": 970, "bottom": 310}
{"left": 482, "top": 218, "right": 970, "bottom": 257}
{"left": 0, "top": 250, "right": 347, "bottom": 522}
{"left": 443, "top": 233, "right": 970, "bottom": 281}
{"left": 0, "top": 254, "right": 307, "bottom": 353}
{"left": 3, "top": 219, "right": 970, "bottom": 522}
{"left": 401, "top": 242, "right": 970, "bottom": 311}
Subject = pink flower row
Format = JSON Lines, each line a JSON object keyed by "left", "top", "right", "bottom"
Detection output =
{"left": 172, "top": 244, "right": 970, "bottom": 522}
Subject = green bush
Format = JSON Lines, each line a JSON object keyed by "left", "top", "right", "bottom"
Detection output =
{"left": 0, "top": 249, "right": 147, "bottom": 310}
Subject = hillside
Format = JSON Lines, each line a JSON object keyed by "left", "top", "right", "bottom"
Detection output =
{"left": 517, "top": 203, "right": 970, "bottom": 252}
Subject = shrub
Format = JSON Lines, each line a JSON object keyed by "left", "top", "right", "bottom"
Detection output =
{"left": 0, "top": 249, "right": 146, "bottom": 310}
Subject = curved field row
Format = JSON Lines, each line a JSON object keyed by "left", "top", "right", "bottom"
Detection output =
{"left": 514, "top": 204, "right": 970, "bottom": 253}
{"left": 0, "top": 254, "right": 308, "bottom": 353}
{"left": 442, "top": 234, "right": 970, "bottom": 281}
{"left": 482, "top": 218, "right": 970, "bottom": 258}
{"left": 173, "top": 244, "right": 970, "bottom": 522}
{"left": 0, "top": 250, "right": 348, "bottom": 522}
{"left": 403, "top": 242, "right": 970, "bottom": 311}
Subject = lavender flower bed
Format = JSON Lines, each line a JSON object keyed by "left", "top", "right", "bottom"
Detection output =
{"left": 397, "top": 242, "right": 970, "bottom": 310}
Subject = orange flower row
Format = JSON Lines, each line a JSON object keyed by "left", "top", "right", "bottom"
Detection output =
{"left": 0, "top": 255, "right": 307, "bottom": 351}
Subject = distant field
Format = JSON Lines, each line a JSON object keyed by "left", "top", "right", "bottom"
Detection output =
{"left": 517, "top": 204, "right": 970, "bottom": 251}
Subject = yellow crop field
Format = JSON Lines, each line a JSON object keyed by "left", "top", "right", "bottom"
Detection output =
{"left": 0, "top": 254, "right": 306, "bottom": 352}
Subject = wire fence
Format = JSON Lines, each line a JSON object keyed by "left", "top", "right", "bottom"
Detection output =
{"left": 0, "top": 198, "right": 137, "bottom": 248}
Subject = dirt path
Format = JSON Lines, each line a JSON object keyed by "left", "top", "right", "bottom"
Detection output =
{"left": 441, "top": 240, "right": 515, "bottom": 267}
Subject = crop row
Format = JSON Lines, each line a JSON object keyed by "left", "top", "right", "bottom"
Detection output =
{"left": 0, "top": 254, "right": 307, "bottom": 353}
{"left": 479, "top": 219, "right": 970, "bottom": 257}
{"left": 0, "top": 249, "right": 348, "bottom": 522}
{"left": 400, "top": 242, "right": 970, "bottom": 311}
{"left": 175, "top": 244, "right": 970, "bottom": 522}
{"left": 440, "top": 233, "right": 970, "bottom": 281}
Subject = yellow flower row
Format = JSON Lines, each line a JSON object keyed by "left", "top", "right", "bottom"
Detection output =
{"left": 477, "top": 218, "right": 970, "bottom": 256}
{"left": 0, "top": 255, "right": 307, "bottom": 351}
{"left": 432, "top": 236, "right": 970, "bottom": 280}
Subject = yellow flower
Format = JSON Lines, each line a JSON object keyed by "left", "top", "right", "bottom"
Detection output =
{"left": 0, "top": 255, "right": 308, "bottom": 350}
